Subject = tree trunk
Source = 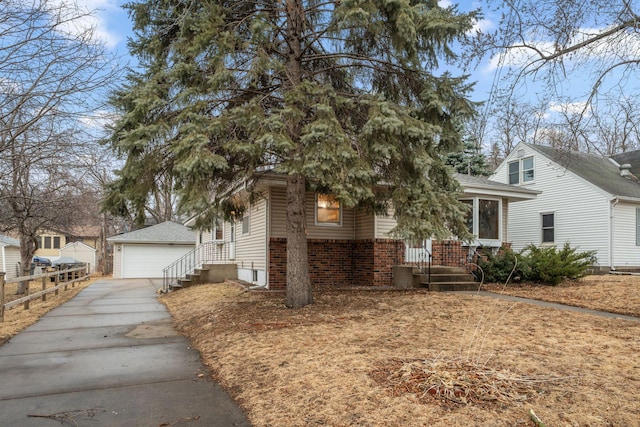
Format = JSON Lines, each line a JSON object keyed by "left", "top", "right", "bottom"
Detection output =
{"left": 285, "top": 173, "right": 313, "bottom": 308}
{"left": 283, "top": 0, "right": 312, "bottom": 308}
{"left": 17, "top": 234, "right": 35, "bottom": 295}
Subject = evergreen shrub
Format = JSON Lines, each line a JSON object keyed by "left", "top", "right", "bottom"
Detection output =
{"left": 475, "top": 243, "right": 596, "bottom": 286}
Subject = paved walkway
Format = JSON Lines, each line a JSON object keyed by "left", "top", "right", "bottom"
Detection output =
{"left": 0, "top": 278, "right": 251, "bottom": 427}
{"left": 458, "top": 291, "right": 640, "bottom": 322}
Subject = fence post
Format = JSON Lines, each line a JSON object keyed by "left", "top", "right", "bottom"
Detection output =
{"left": 64, "top": 269, "right": 69, "bottom": 291}
{"left": 41, "top": 274, "right": 47, "bottom": 302}
{"left": 55, "top": 271, "right": 59, "bottom": 295}
{"left": 86, "top": 263, "right": 90, "bottom": 281}
{"left": 0, "top": 272, "right": 5, "bottom": 322}
{"left": 24, "top": 278, "right": 30, "bottom": 310}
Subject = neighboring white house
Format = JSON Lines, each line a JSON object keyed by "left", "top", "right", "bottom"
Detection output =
{"left": 491, "top": 142, "right": 640, "bottom": 271}
{"left": 107, "top": 221, "right": 196, "bottom": 279}
{"left": 0, "top": 234, "right": 21, "bottom": 281}
{"left": 185, "top": 172, "right": 538, "bottom": 289}
{"left": 59, "top": 241, "right": 97, "bottom": 273}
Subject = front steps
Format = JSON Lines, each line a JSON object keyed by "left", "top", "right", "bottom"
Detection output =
{"left": 393, "top": 265, "right": 478, "bottom": 291}
{"left": 172, "top": 263, "right": 238, "bottom": 290}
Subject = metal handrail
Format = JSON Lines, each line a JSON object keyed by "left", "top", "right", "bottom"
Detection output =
{"left": 417, "top": 248, "right": 432, "bottom": 284}
{"left": 162, "top": 241, "right": 228, "bottom": 292}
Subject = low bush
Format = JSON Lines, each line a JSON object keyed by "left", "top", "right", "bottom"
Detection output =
{"left": 475, "top": 247, "right": 524, "bottom": 284}
{"left": 521, "top": 243, "right": 597, "bottom": 285}
{"left": 475, "top": 243, "right": 596, "bottom": 286}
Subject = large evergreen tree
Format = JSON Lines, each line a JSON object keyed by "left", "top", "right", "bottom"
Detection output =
{"left": 106, "top": 0, "right": 478, "bottom": 308}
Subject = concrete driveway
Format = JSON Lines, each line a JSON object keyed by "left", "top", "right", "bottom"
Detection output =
{"left": 0, "top": 278, "right": 251, "bottom": 426}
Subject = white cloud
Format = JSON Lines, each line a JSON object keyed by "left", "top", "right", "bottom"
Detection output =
{"left": 49, "top": 0, "right": 124, "bottom": 49}
{"left": 548, "top": 100, "right": 589, "bottom": 116}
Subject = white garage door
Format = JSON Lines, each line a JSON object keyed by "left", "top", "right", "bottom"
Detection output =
{"left": 121, "top": 244, "right": 194, "bottom": 278}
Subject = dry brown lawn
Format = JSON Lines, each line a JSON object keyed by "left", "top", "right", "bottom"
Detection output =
{"left": 161, "top": 275, "right": 640, "bottom": 427}
{"left": 0, "top": 276, "right": 98, "bottom": 345}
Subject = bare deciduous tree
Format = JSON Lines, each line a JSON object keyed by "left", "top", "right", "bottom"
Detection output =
{"left": 0, "top": 0, "right": 121, "bottom": 293}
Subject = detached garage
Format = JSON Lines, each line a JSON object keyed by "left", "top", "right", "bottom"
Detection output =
{"left": 108, "top": 221, "right": 195, "bottom": 279}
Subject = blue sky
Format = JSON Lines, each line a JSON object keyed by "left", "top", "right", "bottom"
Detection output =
{"left": 76, "top": 0, "right": 498, "bottom": 100}
{"left": 76, "top": 0, "right": 631, "bottom": 148}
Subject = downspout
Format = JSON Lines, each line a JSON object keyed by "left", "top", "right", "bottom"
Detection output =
{"left": 610, "top": 197, "right": 619, "bottom": 271}
{"left": 1, "top": 246, "right": 6, "bottom": 274}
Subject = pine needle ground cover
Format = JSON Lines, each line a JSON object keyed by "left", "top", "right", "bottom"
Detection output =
{"left": 161, "top": 277, "right": 640, "bottom": 427}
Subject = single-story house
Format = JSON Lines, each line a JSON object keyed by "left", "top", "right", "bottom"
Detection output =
{"left": 59, "top": 241, "right": 97, "bottom": 273}
{"left": 107, "top": 221, "right": 196, "bottom": 279}
{"left": 184, "top": 172, "right": 538, "bottom": 289}
{"left": 490, "top": 142, "right": 640, "bottom": 271}
{"left": 0, "top": 234, "right": 21, "bottom": 281}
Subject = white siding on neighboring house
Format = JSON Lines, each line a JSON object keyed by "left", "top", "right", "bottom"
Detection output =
{"left": 112, "top": 244, "right": 123, "bottom": 279}
{"left": 492, "top": 144, "right": 611, "bottom": 266}
{"left": 60, "top": 242, "right": 97, "bottom": 273}
{"left": 1, "top": 245, "right": 21, "bottom": 280}
{"left": 612, "top": 202, "right": 640, "bottom": 268}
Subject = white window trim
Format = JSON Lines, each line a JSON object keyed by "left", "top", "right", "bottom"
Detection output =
{"left": 461, "top": 197, "right": 502, "bottom": 246}
{"left": 508, "top": 156, "right": 535, "bottom": 185}
{"left": 541, "top": 211, "right": 555, "bottom": 245}
{"left": 315, "top": 193, "right": 342, "bottom": 227}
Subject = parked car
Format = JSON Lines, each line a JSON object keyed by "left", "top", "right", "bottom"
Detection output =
{"left": 51, "top": 257, "right": 87, "bottom": 281}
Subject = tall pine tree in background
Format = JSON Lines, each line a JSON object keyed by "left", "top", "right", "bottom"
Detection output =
{"left": 445, "top": 138, "right": 492, "bottom": 176}
{"left": 106, "top": 0, "right": 478, "bottom": 308}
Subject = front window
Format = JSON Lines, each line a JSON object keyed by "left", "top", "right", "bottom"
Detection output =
{"left": 44, "top": 236, "right": 52, "bottom": 249}
{"left": 461, "top": 198, "right": 501, "bottom": 241}
{"left": 460, "top": 199, "right": 473, "bottom": 233}
{"left": 542, "top": 213, "right": 555, "bottom": 243}
{"left": 53, "top": 236, "right": 61, "bottom": 249}
{"left": 316, "top": 194, "right": 341, "bottom": 225}
{"left": 508, "top": 161, "right": 519, "bottom": 184}
{"left": 478, "top": 199, "right": 499, "bottom": 239}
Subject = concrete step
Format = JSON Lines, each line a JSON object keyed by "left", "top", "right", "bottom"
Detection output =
{"left": 428, "top": 265, "right": 468, "bottom": 275}
{"left": 427, "top": 273, "right": 475, "bottom": 283}
{"left": 428, "top": 282, "right": 479, "bottom": 292}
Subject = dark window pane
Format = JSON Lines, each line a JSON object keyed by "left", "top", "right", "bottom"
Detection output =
{"left": 460, "top": 200, "right": 473, "bottom": 233}
{"left": 44, "top": 236, "right": 51, "bottom": 249}
{"left": 542, "top": 213, "right": 554, "bottom": 228}
{"left": 543, "top": 229, "right": 554, "bottom": 243}
{"left": 53, "top": 236, "right": 60, "bottom": 249}
{"left": 508, "top": 161, "right": 519, "bottom": 184}
{"left": 478, "top": 199, "right": 499, "bottom": 239}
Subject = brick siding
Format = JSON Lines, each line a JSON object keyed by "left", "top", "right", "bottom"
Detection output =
{"left": 431, "top": 240, "right": 467, "bottom": 267}
{"left": 268, "top": 238, "right": 404, "bottom": 290}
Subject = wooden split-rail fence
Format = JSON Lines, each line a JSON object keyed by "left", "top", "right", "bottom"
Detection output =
{"left": 0, "top": 265, "right": 90, "bottom": 322}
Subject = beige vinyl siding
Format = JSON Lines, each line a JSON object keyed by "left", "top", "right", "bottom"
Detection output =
{"left": 355, "top": 210, "right": 375, "bottom": 239}
{"left": 375, "top": 212, "right": 397, "bottom": 239}
{"left": 1, "top": 246, "right": 21, "bottom": 280}
{"left": 269, "top": 187, "right": 355, "bottom": 240}
{"left": 234, "top": 194, "right": 268, "bottom": 270}
{"left": 494, "top": 143, "right": 611, "bottom": 265}
{"left": 612, "top": 202, "right": 640, "bottom": 268}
